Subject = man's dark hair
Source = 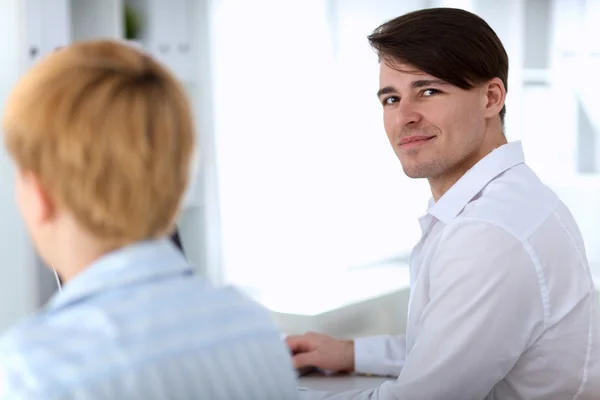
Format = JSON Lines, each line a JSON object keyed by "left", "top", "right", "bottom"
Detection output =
{"left": 368, "top": 8, "right": 508, "bottom": 123}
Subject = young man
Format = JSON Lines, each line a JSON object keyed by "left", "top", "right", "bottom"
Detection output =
{"left": 0, "top": 40, "right": 298, "bottom": 399}
{"left": 287, "top": 8, "right": 600, "bottom": 399}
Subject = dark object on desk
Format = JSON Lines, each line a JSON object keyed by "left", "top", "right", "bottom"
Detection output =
{"left": 296, "top": 366, "right": 320, "bottom": 377}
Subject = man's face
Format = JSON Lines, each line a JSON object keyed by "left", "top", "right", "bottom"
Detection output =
{"left": 378, "top": 62, "right": 488, "bottom": 180}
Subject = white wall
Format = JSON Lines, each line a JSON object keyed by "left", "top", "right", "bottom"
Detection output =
{"left": 0, "top": 0, "right": 39, "bottom": 332}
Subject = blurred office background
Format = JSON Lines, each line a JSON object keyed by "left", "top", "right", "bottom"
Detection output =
{"left": 0, "top": 0, "right": 598, "bottom": 336}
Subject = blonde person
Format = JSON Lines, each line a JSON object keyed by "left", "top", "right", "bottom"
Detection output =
{"left": 0, "top": 40, "right": 298, "bottom": 399}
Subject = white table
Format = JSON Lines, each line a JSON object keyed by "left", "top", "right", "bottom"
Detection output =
{"left": 299, "top": 373, "right": 392, "bottom": 392}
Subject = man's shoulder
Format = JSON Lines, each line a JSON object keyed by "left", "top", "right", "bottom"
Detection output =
{"left": 453, "top": 169, "right": 563, "bottom": 243}
{"left": 434, "top": 173, "right": 588, "bottom": 288}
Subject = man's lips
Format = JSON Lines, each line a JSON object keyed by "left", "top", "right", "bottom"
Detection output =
{"left": 398, "top": 135, "right": 435, "bottom": 146}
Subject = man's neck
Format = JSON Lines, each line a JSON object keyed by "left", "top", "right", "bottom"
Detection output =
{"left": 429, "top": 131, "right": 507, "bottom": 201}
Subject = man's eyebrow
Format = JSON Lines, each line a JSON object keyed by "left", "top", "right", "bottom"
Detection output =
{"left": 376, "top": 86, "right": 395, "bottom": 98}
{"left": 411, "top": 79, "right": 450, "bottom": 88}
{"left": 377, "top": 79, "right": 450, "bottom": 98}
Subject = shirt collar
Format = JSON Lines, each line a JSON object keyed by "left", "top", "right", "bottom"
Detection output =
{"left": 47, "top": 238, "right": 192, "bottom": 310}
{"left": 427, "top": 141, "right": 525, "bottom": 223}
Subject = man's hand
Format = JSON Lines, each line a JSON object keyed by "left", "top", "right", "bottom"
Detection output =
{"left": 285, "top": 332, "right": 355, "bottom": 372}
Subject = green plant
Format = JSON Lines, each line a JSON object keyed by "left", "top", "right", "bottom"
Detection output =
{"left": 124, "top": 4, "right": 142, "bottom": 40}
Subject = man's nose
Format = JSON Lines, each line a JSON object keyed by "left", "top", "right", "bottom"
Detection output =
{"left": 394, "top": 99, "right": 422, "bottom": 127}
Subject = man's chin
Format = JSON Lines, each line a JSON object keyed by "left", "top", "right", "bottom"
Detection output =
{"left": 400, "top": 162, "right": 435, "bottom": 179}
{"left": 403, "top": 171, "right": 429, "bottom": 179}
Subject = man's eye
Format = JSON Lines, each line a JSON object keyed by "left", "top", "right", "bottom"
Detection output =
{"left": 383, "top": 96, "right": 399, "bottom": 105}
{"left": 422, "top": 89, "right": 440, "bottom": 97}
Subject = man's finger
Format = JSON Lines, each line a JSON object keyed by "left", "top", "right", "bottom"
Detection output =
{"left": 285, "top": 335, "right": 301, "bottom": 346}
{"left": 292, "top": 350, "right": 319, "bottom": 369}
{"left": 285, "top": 335, "right": 311, "bottom": 353}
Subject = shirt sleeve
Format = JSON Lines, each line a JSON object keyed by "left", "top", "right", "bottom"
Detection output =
{"left": 297, "top": 220, "right": 546, "bottom": 400}
{"left": 353, "top": 335, "right": 406, "bottom": 377}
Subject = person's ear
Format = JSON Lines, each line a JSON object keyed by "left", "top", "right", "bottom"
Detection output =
{"left": 19, "top": 170, "right": 56, "bottom": 224}
{"left": 482, "top": 77, "right": 506, "bottom": 119}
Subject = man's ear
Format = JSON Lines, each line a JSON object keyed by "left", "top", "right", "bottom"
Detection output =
{"left": 482, "top": 77, "right": 506, "bottom": 119}
{"left": 20, "top": 171, "right": 56, "bottom": 224}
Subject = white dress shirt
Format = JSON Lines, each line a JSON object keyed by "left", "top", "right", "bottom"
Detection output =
{"left": 299, "top": 141, "right": 600, "bottom": 399}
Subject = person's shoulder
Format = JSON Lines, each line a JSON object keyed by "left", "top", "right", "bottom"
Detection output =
{"left": 0, "top": 285, "right": 290, "bottom": 399}
{"left": 455, "top": 165, "right": 561, "bottom": 241}
{"left": 198, "top": 282, "right": 280, "bottom": 329}
{"left": 436, "top": 218, "right": 527, "bottom": 260}
{"left": 161, "top": 277, "right": 282, "bottom": 341}
{"left": 186, "top": 278, "right": 270, "bottom": 313}
{"left": 0, "top": 314, "right": 63, "bottom": 399}
{"left": 159, "top": 280, "right": 299, "bottom": 396}
{"left": 151, "top": 274, "right": 271, "bottom": 317}
{"left": 0, "top": 311, "right": 51, "bottom": 358}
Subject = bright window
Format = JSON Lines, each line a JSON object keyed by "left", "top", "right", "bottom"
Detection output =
{"left": 207, "top": 0, "right": 600, "bottom": 298}
{"left": 209, "top": 0, "right": 430, "bottom": 296}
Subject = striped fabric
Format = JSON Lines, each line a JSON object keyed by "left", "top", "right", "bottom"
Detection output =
{"left": 0, "top": 239, "right": 299, "bottom": 399}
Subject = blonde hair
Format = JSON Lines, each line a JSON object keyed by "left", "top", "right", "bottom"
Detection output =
{"left": 3, "top": 40, "right": 195, "bottom": 244}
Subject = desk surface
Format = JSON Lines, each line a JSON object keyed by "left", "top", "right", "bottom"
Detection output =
{"left": 299, "top": 373, "right": 392, "bottom": 392}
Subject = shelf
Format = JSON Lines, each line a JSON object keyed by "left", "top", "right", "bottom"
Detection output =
{"left": 25, "top": 0, "right": 71, "bottom": 68}
{"left": 70, "top": 0, "right": 123, "bottom": 41}
{"left": 125, "top": 0, "right": 194, "bottom": 82}
{"left": 67, "top": 0, "right": 195, "bottom": 82}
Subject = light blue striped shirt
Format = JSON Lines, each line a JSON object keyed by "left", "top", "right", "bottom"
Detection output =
{"left": 0, "top": 239, "right": 299, "bottom": 399}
